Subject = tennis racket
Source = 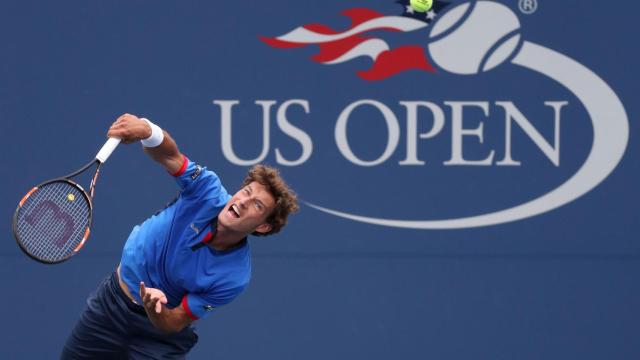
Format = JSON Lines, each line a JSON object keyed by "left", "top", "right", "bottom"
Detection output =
{"left": 12, "top": 137, "right": 121, "bottom": 264}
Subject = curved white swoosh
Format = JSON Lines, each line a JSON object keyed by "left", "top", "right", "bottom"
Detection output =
{"left": 323, "top": 39, "right": 389, "bottom": 64}
{"left": 307, "top": 41, "right": 629, "bottom": 229}
{"left": 277, "top": 17, "right": 427, "bottom": 44}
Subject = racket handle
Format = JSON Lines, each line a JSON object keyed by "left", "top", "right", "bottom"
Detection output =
{"left": 96, "top": 137, "right": 121, "bottom": 163}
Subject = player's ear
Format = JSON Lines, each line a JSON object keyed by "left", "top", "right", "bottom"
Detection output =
{"left": 254, "top": 223, "right": 272, "bottom": 235}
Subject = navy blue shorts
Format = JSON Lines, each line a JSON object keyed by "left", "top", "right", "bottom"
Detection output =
{"left": 61, "top": 272, "right": 198, "bottom": 359}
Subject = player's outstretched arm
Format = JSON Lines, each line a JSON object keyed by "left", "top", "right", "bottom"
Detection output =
{"left": 107, "top": 113, "right": 184, "bottom": 174}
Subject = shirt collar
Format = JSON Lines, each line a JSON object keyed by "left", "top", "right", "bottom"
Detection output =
{"left": 190, "top": 217, "right": 248, "bottom": 254}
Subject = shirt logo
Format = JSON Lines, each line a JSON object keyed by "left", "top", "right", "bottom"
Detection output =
{"left": 190, "top": 223, "right": 199, "bottom": 234}
{"left": 191, "top": 165, "right": 202, "bottom": 180}
{"left": 203, "top": 305, "right": 214, "bottom": 312}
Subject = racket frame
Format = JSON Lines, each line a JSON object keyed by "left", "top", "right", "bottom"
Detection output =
{"left": 12, "top": 159, "right": 104, "bottom": 264}
{"left": 12, "top": 137, "right": 119, "bottom": 264}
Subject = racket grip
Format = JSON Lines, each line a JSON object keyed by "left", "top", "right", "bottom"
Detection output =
{"left": 96, "top": 137, "right": 121, "bottom": 163}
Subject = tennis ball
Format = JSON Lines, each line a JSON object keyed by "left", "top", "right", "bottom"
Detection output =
{"left": 67, "top": 193, "right": 76, "bottom": 201}
{"left": 410, "top": 0, "right": 433, "bottom": 13}
{"left": 427, "top": 1, "right": 521, "bottom": 74}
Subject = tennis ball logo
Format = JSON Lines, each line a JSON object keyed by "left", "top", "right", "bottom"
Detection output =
{"left": 428, "top": 1, "right": 521, "bottom": 75}
{"left": 410, "top": 0, "right": 433, "bottom": 13}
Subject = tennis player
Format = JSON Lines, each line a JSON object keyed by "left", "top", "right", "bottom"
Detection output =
{"left": 61, "top": 113, "right": 298, "bottom": 359}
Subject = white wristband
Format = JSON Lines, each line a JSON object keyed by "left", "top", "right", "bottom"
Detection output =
{"left": 140, "top": 118, "right": 164, "bottom": 148}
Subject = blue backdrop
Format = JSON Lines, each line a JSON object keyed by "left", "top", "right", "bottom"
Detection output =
{"left": 1, "top": 0, "right": 638, "bottom": 359}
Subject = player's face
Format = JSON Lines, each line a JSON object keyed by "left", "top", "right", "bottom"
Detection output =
{"left": 219, "top": 181, "right": 276, "bottom": 235}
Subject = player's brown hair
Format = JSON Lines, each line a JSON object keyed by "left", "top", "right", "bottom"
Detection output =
{"left": 242, "top": 164, "right": 299, "bottom": 236}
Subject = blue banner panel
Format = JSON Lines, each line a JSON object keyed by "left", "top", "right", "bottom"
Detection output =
{"left": 0, "top": 0, "right": 638, "bottom": 359}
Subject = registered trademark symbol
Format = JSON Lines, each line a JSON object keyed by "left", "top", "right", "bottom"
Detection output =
{"left": 518, "top": 0, "right": 538, "bottom": 14}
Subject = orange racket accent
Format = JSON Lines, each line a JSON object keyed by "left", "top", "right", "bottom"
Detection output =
{"left": 19, "top": 187, "right": 38, "bottom": 207}
{"left": 89, "top": 167, "right": 101, "bottom": 198}
{"left": 74, "top": 227, "right": 91, "bottom": 252}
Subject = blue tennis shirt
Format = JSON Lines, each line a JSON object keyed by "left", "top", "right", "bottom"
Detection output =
{"left": 119, "top": 155, "right": 251, "bottom": 320}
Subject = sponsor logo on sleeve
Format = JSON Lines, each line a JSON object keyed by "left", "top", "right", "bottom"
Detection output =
{"left": 191, "top": 165, "right": 202, "bottom": 180}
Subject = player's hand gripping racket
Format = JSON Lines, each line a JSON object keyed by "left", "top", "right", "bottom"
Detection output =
{"left": 12, "top": 137, "right": 121, "bottom": 264}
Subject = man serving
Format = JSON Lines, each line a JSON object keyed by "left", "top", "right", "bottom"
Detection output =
{"left": 62, "top": 113, "right": 298, "bottom": 359}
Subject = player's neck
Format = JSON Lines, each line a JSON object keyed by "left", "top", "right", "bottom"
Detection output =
{"left": 209, "top": 224, "right": 246, "bottom": 252}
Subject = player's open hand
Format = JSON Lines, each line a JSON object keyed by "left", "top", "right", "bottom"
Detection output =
{"left": 107, "top": 113, "right": 152, "bottom": 144}
{"left": 139, "top": 281, "right": 168, "bottom": 314}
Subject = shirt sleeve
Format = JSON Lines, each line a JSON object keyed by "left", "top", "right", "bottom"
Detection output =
{"left": 171, "top": 155, "right": 229, "bottom": 202}
{"left": 181, "top": 284, "right": 246, "bottom": 320}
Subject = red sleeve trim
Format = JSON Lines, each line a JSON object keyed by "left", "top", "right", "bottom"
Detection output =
{"left": 171, "top": 155, "right": 189, "bottom": 177}
{"left": 181, "top": 295, "right": 199, "bottom": 321}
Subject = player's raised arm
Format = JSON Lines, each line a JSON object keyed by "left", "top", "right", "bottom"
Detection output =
{"left": 107, "top": 113, "right": 184, "bottom": 175}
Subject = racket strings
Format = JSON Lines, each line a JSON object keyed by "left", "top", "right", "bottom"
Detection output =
{"left": 16, "top": 181, "right": 91, "bottom": 262}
